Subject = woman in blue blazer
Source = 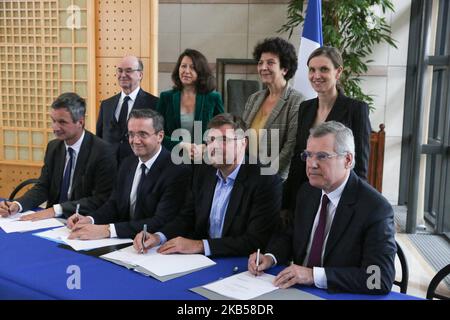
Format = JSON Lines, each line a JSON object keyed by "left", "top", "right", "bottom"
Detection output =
{"left": 157, "top": 49, "right": 224, "bottom": 160}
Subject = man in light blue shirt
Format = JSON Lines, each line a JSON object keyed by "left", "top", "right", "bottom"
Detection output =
{"left": 133, "top": 113, "right": 282, "bottom": 257}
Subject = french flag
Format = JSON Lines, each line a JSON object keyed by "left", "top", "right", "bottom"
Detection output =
{"left": 293, "top": 0, "right": 323, "bottom": 100}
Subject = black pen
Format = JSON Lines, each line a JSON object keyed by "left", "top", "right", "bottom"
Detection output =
{"left": 141, "top": 224, "right": 147, "bottom": 254}
{"left": 4, "top": 200, "right": 12, "bottom": 216}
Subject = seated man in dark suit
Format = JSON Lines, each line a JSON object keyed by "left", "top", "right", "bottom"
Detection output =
{"left": 96, "top": 55, "right": 159, "bottom": 165}
{"left": 132, "top": 113, "right": 282, "bottom": 257}
{"left": 0, "top": 93, "right": 116, "bottom": 220}
{"left": 248, "top": 121, "right": 396, "bottom": 294}
{"left": 67, "top": 109, "right": 191, "bottom": 240}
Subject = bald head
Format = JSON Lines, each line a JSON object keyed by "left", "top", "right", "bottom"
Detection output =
{"left": 116, "top": 55, "right": 144, "bottom": 94}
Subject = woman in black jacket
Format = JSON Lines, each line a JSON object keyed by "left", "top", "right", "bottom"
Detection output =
{"left": 283, "top": 46, "right": 371, "bottom": 210}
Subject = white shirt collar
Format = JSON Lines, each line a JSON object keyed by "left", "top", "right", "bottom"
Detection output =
{"left": 138, "top": 145, "right": 162, "bottom": 171}
{"left": 322, "top": 172, "right": 350, "bottom": 207}
{"left": 64, "top": 130, "right": 85, "bottom": 155}
{"left": 121, "top": 86, "right": 140, "bottom": 101}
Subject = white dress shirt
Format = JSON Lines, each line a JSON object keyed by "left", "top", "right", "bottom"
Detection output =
{"left": 115, "top": 87, "right": 141, "bottom": 121}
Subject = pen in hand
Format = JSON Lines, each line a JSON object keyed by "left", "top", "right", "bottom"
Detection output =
{"left": 75, "top": 203, "right": 80, "bottom": 224}
{"left": 141, "top": 224, "right": 147, "bottom": 254}
{"left": 255, "top": 248, "right": 260, "bottom": 276}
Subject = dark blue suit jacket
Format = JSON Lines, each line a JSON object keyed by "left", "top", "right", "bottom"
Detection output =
{"left": 16, "top": 131, "right": 117, "bottom": 217}
{"left": 268, "top": 171, "right": 396, "bottom": 294}
{"left": 89, "top": 147, "right": 191, "bottom": 238}
{"left": 96, "top": 88, "right": 158, "bottom": 164}
{"left": 160, "top": 162, "right": 282, "bottom": 257}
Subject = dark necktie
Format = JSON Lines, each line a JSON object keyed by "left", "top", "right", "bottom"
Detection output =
{"left": 59, "top": 147, "right": 74, "bottom": 203}
{"left": 118, "top": 96, "right": 131, "bottom": 133}
{"left": 133, "top": 163, "right": 147, "bottom": 218}
{"left": 307, "top": 194, "right": 330, "bottom": 268}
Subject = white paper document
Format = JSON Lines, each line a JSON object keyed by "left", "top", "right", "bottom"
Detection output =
{"left": 34, "top": 226, "right": 133, "bottom": 251}
{"left": 0, "top": 216, "right": 64, "bottom": 233}
{"left": 101, "top": 245, "right": 216, "bottom": 277}
{"left": 202, "top": 271, "right": 279, "bottom": 300}
{"left": 0, "top": 210, "right": 36, "bottom": 226}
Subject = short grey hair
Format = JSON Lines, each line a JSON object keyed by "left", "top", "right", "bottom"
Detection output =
{"left": 309, "top": 121, "right": 355, "bottom": 168}
{"left": 128, "top": 109, "right": 164, "bottom": 132}
{"left": 51, "top": 92, "right": 86, "bottom": 122}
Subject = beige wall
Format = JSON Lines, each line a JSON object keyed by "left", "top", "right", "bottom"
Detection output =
{"left": 158, "top": 0, "right": 411, "bottom": 203}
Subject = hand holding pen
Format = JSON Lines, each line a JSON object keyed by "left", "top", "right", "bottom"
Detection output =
{"left": 0, "top": 200, "right": 19, "bottom": 218}
{"left": 248, "top": 249, "right": 274, "bottom": 276}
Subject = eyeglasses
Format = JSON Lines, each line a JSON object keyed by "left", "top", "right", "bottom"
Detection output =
{"left": 116, "top": 68, "right": 142, "bottom": 75}
{"left": 300, "top": 150, "right": 346, "bottom": 162}
{"left": 204, "top": 136, "right": 241, "bottom": 145}
{"left": 126, "top": 131, "right": 158, "bottom": 140}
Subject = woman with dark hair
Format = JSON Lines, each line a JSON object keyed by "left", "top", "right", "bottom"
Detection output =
{"left": 283, "top": 46, "right": 371, "bottom": 210}
{"left": 157, "top": 49, "right": 224, "bottom": 159}
{"left": 242, "top": 37, "right": 305, "bottom": 180}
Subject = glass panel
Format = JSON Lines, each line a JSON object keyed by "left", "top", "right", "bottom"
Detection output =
{"left": 32, "top": 131, "right": 44, "bottom": 145}
{"left": 4, "top": 130, "right": 15, "bottom": 144}
{"left": 74, "top": 0, "right": 87, "bottom": 7}
{"left": 75, "top": 47, "right": 86, "bottom": 62}
{"left": 33, "top": 147, "right": 44, "bottom": 161}
{"left": 18, "top": 131, "right": 29, "bottom": 145}
{"left": 4, "top": 146, "right": 16, "bottom": 160}
{"left": 60, "top": 64, "right": 73, "bottom": 79}
{"left": 60, "top": 47, "right": 72, "bottom": 62}
{"left": 59, "top": 28, "right": 72, "bottom": 43}
{"left": 61, "top": 81, "right": 73, "bottom": 92}
{"left": 75, "top": 64, "right": 86, "bottom": 80}
{"left": 59, "top": 0, "right": 72, "bottom": 9}
{"left": 75, "top": 82, "right": 87, "bottom": 97}
{"left": 74, "top": 28, "right": 86, "bottom": 43}
{"left": 18, "top": 147, "right": 29, "bottom": 160}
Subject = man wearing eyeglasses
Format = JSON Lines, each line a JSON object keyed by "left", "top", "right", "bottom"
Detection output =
{"left": 133, "top": 113, "right": 282, "bottom": 257}
{"left": 248, "top": 121, "right": 396, "bottom": 294}
{"left": 96, "top": 55, "right": 159, "bottom": 166}
{"left": 66, "top": 109, "right": 190, "bottom": 240}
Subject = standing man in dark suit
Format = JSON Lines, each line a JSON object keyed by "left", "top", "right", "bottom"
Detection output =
{"left": 66, "top": 109, "right": 191, "bottom": 240}
{"left": 133, "top": 113, "right": 282, "bottom": 257}
{"left": 96, "top": 55, "right": 159, "bottom": 165}
{"left": 0, "top": 93, "right": 116, "bottom": 220}
{"left": 248, "top": 121, "right": 396, "bottom": 294}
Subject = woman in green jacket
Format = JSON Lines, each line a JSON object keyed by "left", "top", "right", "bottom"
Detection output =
{"left": 157, "top": 49, "right": 224, "bottom": 161}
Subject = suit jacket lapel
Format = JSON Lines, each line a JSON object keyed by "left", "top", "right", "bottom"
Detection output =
{"left": 111, "top": 93, "right": 121, "bottom": 124}
{"left": 246, "top": 90, "right": 267, "bottom": 125}
{"left": 123, "top": 157, "right": 138, "bottom": 213}
{"left": 198, "top": 167, "right": 219, "bottom": 232}
{"left": 70, "top": 132, "right": 91, "bottom": 195}
{"left": 53, "top": 141, "right": 67, "bottom": 197}
{"left": 194, "top": 93, "right": 204, "bottom": 120}
{"left": 323, "top": 172, "right": 358, "bottom": 261}
{"left": 220, "top": 164, "right": 247, "bottom": 236}
{"left": 172, "top": 91, "right": 182, "bottom": 128}
{"left": 134, "top": 149, "right": 169, "bottom": 217}
{"left": 326, "top": 90, "right": 347, "bottom": 121}
{"left": 264, "top": 84, "right": 291, "bottom": 129}
{"left": 295, "top": 188, "right": 322, "bottom": 262}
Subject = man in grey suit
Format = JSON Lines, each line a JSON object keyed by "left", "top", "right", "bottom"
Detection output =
{"left": 0, "top": 93, "right": 116, "bottom": 220}
{"left": 96, "top": 55, "right": 159, "bottom": 165}
{"left": 248, "top": 121, "right": 396, "bottom": 294}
